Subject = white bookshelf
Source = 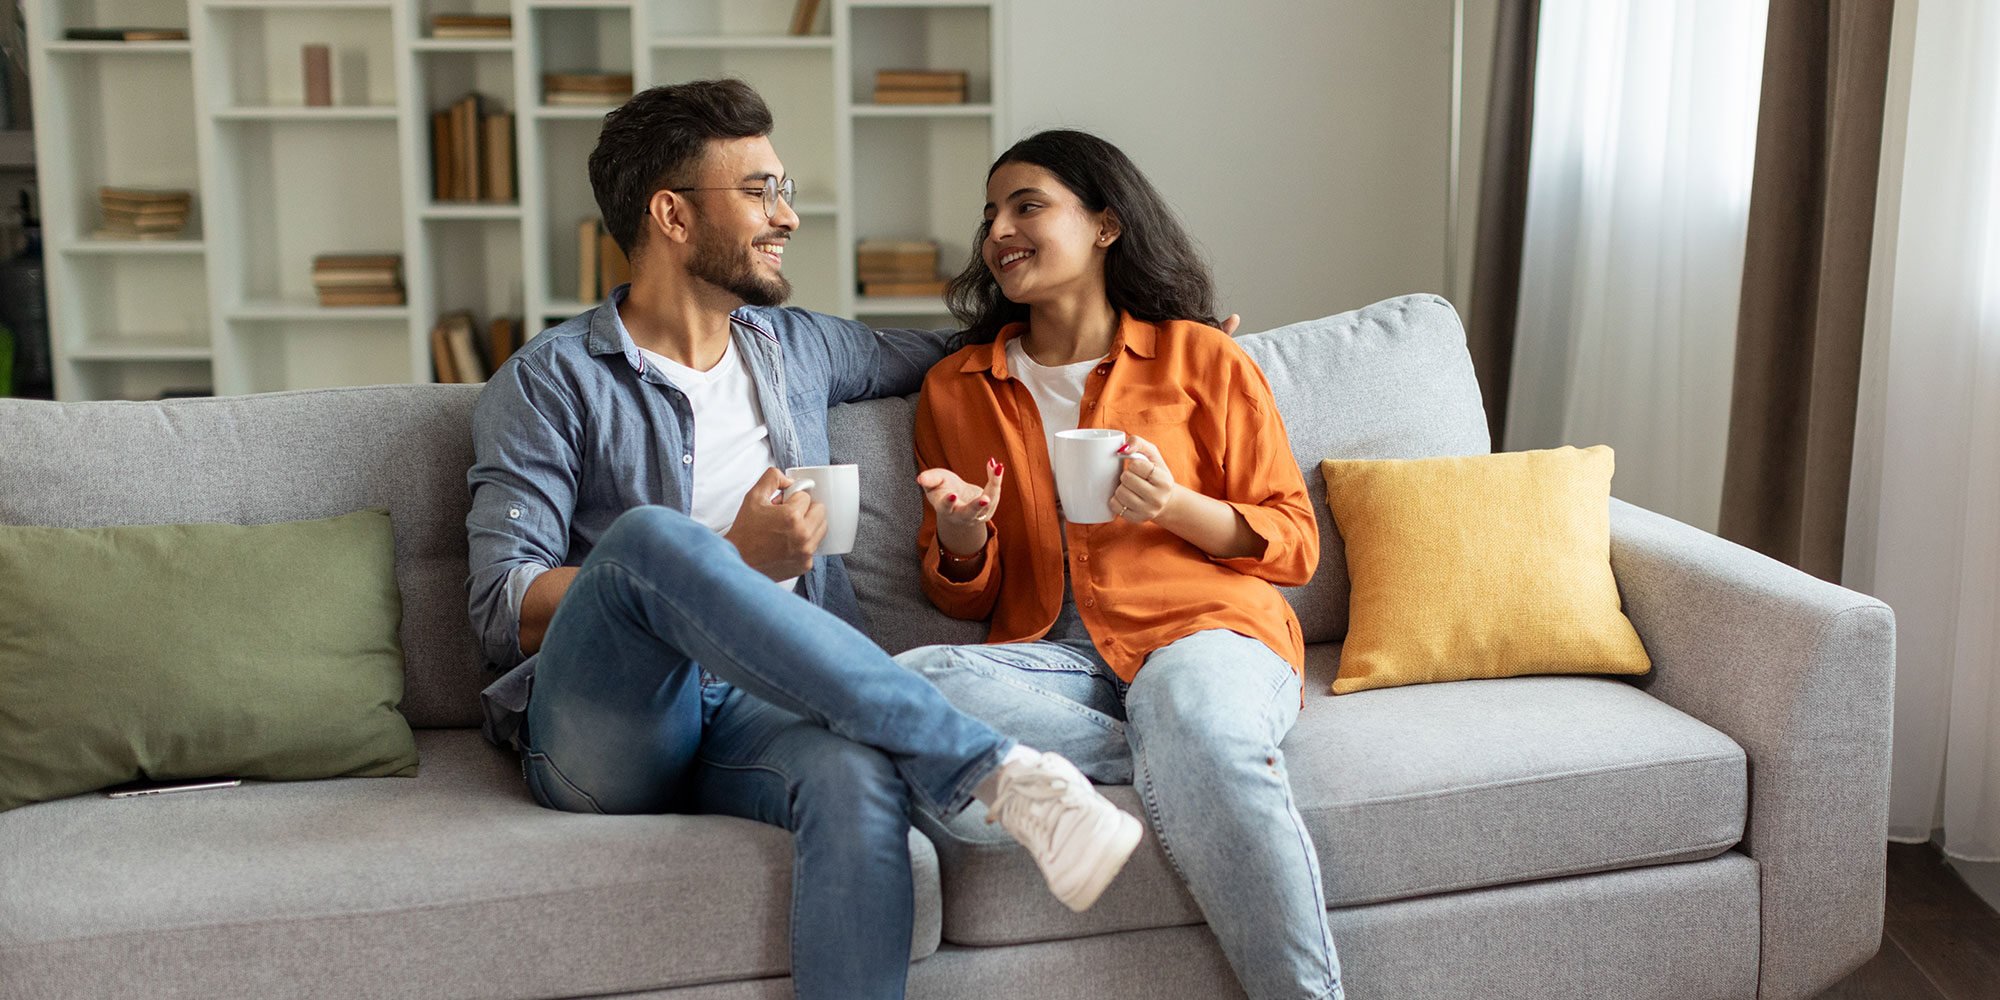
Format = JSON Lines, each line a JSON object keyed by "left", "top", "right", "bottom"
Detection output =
{"left": 29, "top": 0, "right": 1005, "bottom": 400}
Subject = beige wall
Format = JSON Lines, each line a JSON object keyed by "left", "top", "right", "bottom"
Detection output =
{"left": 1002, "top": 0, "right": 1461, "bottom": 332}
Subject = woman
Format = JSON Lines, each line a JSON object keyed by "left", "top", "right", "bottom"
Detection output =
{"left": 896, "top": 130, "right": 1341, "bottom": 1000}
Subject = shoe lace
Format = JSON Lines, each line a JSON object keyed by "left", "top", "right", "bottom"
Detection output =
{"left": 990, "top": 769, "right": 1081, "bottom": 851}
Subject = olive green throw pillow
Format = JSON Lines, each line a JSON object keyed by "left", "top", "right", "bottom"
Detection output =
{"left": 0, "top": 510, "right": 418, "bottom": 812}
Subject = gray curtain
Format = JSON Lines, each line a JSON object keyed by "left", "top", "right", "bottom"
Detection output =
{"left": 1466, "top": 0, "right": 1540, "bottom": 450}
{"left": 1718, "top": 0, "right": 1896, "bottom": 582}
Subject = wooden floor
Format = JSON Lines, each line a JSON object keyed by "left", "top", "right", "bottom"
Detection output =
{"left": 1816, "top": 843, "right": 2000, "bottom": 999}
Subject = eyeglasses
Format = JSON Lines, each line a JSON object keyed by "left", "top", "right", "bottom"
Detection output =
{"left": 669, "top": 175, "right": 796, "bottom": 221}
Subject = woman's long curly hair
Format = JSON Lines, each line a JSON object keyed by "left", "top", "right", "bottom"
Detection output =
{"left": 945, "top": 129, "right": 1218, "bottom": 344}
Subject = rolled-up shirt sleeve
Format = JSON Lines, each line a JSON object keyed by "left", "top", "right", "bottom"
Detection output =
{"left": 1210, "top": 356, "right": 1319, "bottom": 586}
{"left": 466, "top": 362, "right": 582, "bottom": 669}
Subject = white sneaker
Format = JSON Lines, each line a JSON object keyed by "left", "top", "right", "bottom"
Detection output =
{"left": 985, "top": 750, "right": 1143, "bottom": 912}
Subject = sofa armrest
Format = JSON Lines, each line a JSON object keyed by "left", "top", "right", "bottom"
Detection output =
{"left": 1608, "top": 499, "right": 1894, "bottom": 1000}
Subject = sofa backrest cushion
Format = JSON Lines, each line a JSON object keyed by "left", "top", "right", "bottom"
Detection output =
{"left": 831, "top": 293, "right": 1491, "bottom": 650}
{"left": 0, "top": 385, "right": 488, "bottom": 729}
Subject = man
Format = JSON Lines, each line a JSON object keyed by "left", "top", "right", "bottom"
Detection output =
{"left": 465, "top": 79, "right": 1141, "bottom": 1000}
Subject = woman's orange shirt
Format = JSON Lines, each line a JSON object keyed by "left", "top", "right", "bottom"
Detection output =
{"left": 914, "top": 313, "right": 1317, "bottom": 681}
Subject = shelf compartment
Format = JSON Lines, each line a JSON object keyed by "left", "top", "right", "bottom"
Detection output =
{"left": 62, "top": 359, "right": 214, "bottom": 401}
{"left": 220, "top": 318, "right": 414, "bottom": 394}
{"left": 648, "top": 0, "right": 824, "bottom": 37}
{"left": 851, "top": 115, "right": 990, "bottom": 271}
{"left": 849, "top": 4, "right": 991, "bottom": 105}
{"left": 205, "top": 2, "right": 397, "bottom": 110}
{"left": 212, "top": 119, "right": 404, "bottom": 304}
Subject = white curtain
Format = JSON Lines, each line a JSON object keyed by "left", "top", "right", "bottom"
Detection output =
{"left": 1851, "top": 0, "right": 2000, "bottom": 859}
{"left": 1505, "top": 0, "right": 1768, "bottom": 531}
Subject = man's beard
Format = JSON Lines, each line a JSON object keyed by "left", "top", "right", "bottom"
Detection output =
{"left": 687, "top": 221, "right": 791, "bottom": 307}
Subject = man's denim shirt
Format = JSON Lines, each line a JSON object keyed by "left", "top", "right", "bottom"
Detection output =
{"left": 467, "top": 286, "right": 957, "bottom": 748}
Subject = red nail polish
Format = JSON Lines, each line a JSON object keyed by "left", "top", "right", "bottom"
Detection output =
{"left": 947, "top": 494, "right": 957, "bottom": 503}
{"left": 994, "top": 462, "right": 1005, "bottom": 476}
{"left": 978, "top": 499, "right": 990, "bottom": 507}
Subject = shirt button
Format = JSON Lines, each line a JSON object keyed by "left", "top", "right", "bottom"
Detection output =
{"left": 682, "top": 454, "right": 693, "bottom": 465}
{"left": 1085, "top": 401, "right": 1095, "bottom": 410}
{"left": 1094, "top": 365, "right": 1110, "bottom": 376}
{"left": 1084, "top": 597, "right": 1097, "bottom": 608}
{"left": 1078, "top": 553, "right": 1089, "bottom": 562}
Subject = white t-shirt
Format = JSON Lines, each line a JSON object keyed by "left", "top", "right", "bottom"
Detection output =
{"left": 640, "top": 341, "right": 798, "bottom": 592}
{"left": 1005, "top": 337, "right": 1103, "bottom": 459}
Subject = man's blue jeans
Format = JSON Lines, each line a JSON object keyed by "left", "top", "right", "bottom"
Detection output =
{"left": 521, "top": 506, "right": 1014, "bottom": 1000}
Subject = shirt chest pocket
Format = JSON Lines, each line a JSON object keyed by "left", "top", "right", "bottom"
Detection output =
{"left": 1103, "top": 398, "right": 1205, "bottom": 481}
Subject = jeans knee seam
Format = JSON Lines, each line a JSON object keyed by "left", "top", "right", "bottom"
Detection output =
{"left": 526, "top": 750, "right": 607, "bottom": 815}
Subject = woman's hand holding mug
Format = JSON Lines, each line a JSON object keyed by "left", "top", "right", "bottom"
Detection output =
{"left": 1111, "top": 435, "right": 1177, "bottom": 524}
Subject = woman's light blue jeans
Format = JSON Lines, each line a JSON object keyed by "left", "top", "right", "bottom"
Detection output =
{"left": 896, "top": 629, "right": 1343, "bottom": 1000}
{"left": 522, "top": 505, "right": 1015, "bottom": 1000}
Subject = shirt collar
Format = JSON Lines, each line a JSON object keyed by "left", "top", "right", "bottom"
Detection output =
{"left": 587, "top": 284, "right": 644, "bottom": 373}
{"left": 958, "top": 311, "right": 1157, "bottom": 376}
{"left": 589, "top": 284, "right": 781, "bottom": 375}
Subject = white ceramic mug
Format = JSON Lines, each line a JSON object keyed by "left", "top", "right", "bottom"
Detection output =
{"left": 782, "top": 464, "right": 861, "bottom": 556}
{"left": 1052, "top": 429, "right": 1128, "bottom": 524}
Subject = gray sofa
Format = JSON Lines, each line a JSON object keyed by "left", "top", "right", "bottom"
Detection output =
{"left": 0, "top": 294, "right": 1892, "bottom": 999}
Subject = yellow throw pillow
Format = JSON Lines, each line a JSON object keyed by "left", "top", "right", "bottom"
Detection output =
{"left": 1320, "top": 445, "right": 1650, "bottom": 695}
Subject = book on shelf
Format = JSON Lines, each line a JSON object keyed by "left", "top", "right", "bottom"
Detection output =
{"left": 873, "top": 69, "right": 968, "bottom": 105}
{"left": 302, "top": 45, "right": 332, "bottom": 108}
{"left": 431, "top": 324, "right": 459, "bottom": 383}
{"left": 598, "top": 229, "right": 630, "bottom": 298}
{"left": 91, "top": 228, "right": 188, "bottom": 242}
{"left": 875, "top": 70, "right": 969, "bottom": 91}
{"left": 788, "top": 0, "right": 824, "bottom": 36}
{"left": 872, "top": 88, "right": 968, "bottom": 105}
{"left": 99, "top": 187, "right": 191, "bottom": 206}
{"left": 432, "top": 94, "right": 514, "bottom": 203}
{"left": 575, "top": 218, "right": 632, "bottom": 302}
{"left": 856, "top": 239, "right": 939, "bottom": 283}
{"left": 543, "top": 72, "right": 633, "bottom": 107}
{"left": 317, "top": 288, "right": 406, "bottom": 308}
{"left": 488, "top": 317, "right": 521, "bottom": 371}
{"left": 63, "top": 27, "right": 187, "bottom": 42}
{"left": 98, "top": 187, "right": 191, "bottom": 239}
{"left": 543, "top": 92, "right": 627, "bottom": 107}
{"left": 313, "top": 253, "right": 404, "bottom": 307}
{"left": 481, "top": 113, "right": 515, "bottom": 202}
{"left": 431, "top": 14, "right": 511, "bottom": 39}
{"left": 862, "top": 279, "right": 948, "bottom": 298}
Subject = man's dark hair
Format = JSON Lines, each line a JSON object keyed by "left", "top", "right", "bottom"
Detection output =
{"left": 945, "top": 129, "right": 1219, "bottom": 343}
{"left": 588, "top": 79, "right": 773, "bottom": 261}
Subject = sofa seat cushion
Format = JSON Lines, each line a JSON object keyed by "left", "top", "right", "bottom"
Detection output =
{"left": 917, "top": 643, "right": 1746, "bottom": 946}
{"left": 0, "top": 729, "right": 942, "bottom": 1000}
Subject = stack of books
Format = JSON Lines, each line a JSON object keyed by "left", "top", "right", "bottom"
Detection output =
{"left": 574, "top": 218, "right": 632, "bottom": 302}
{"left": 432, "top": 92, "right": 514, "bottom": 202}
{"left": 872, "top": 69, "right": 968, "bottom": 105}
{"left": 857, "top": 239, "right": 945, "bottom": 297}
{"left": 97, "top": 187, "right": 191, "bottom": 241}
{"left": 543, "top": 72, "right": 633, "bottom": 107}
{"left": 430, "top": 14, "right": 511, "bottom": 39}
{"left": 63, "top": 27, "right": 187, "bottom": 42}
{"left": 430, "top": 312, "right": 524, "bottom": 383}
{"left": 313, "top": 254, "right": 405, "bottom": 308}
